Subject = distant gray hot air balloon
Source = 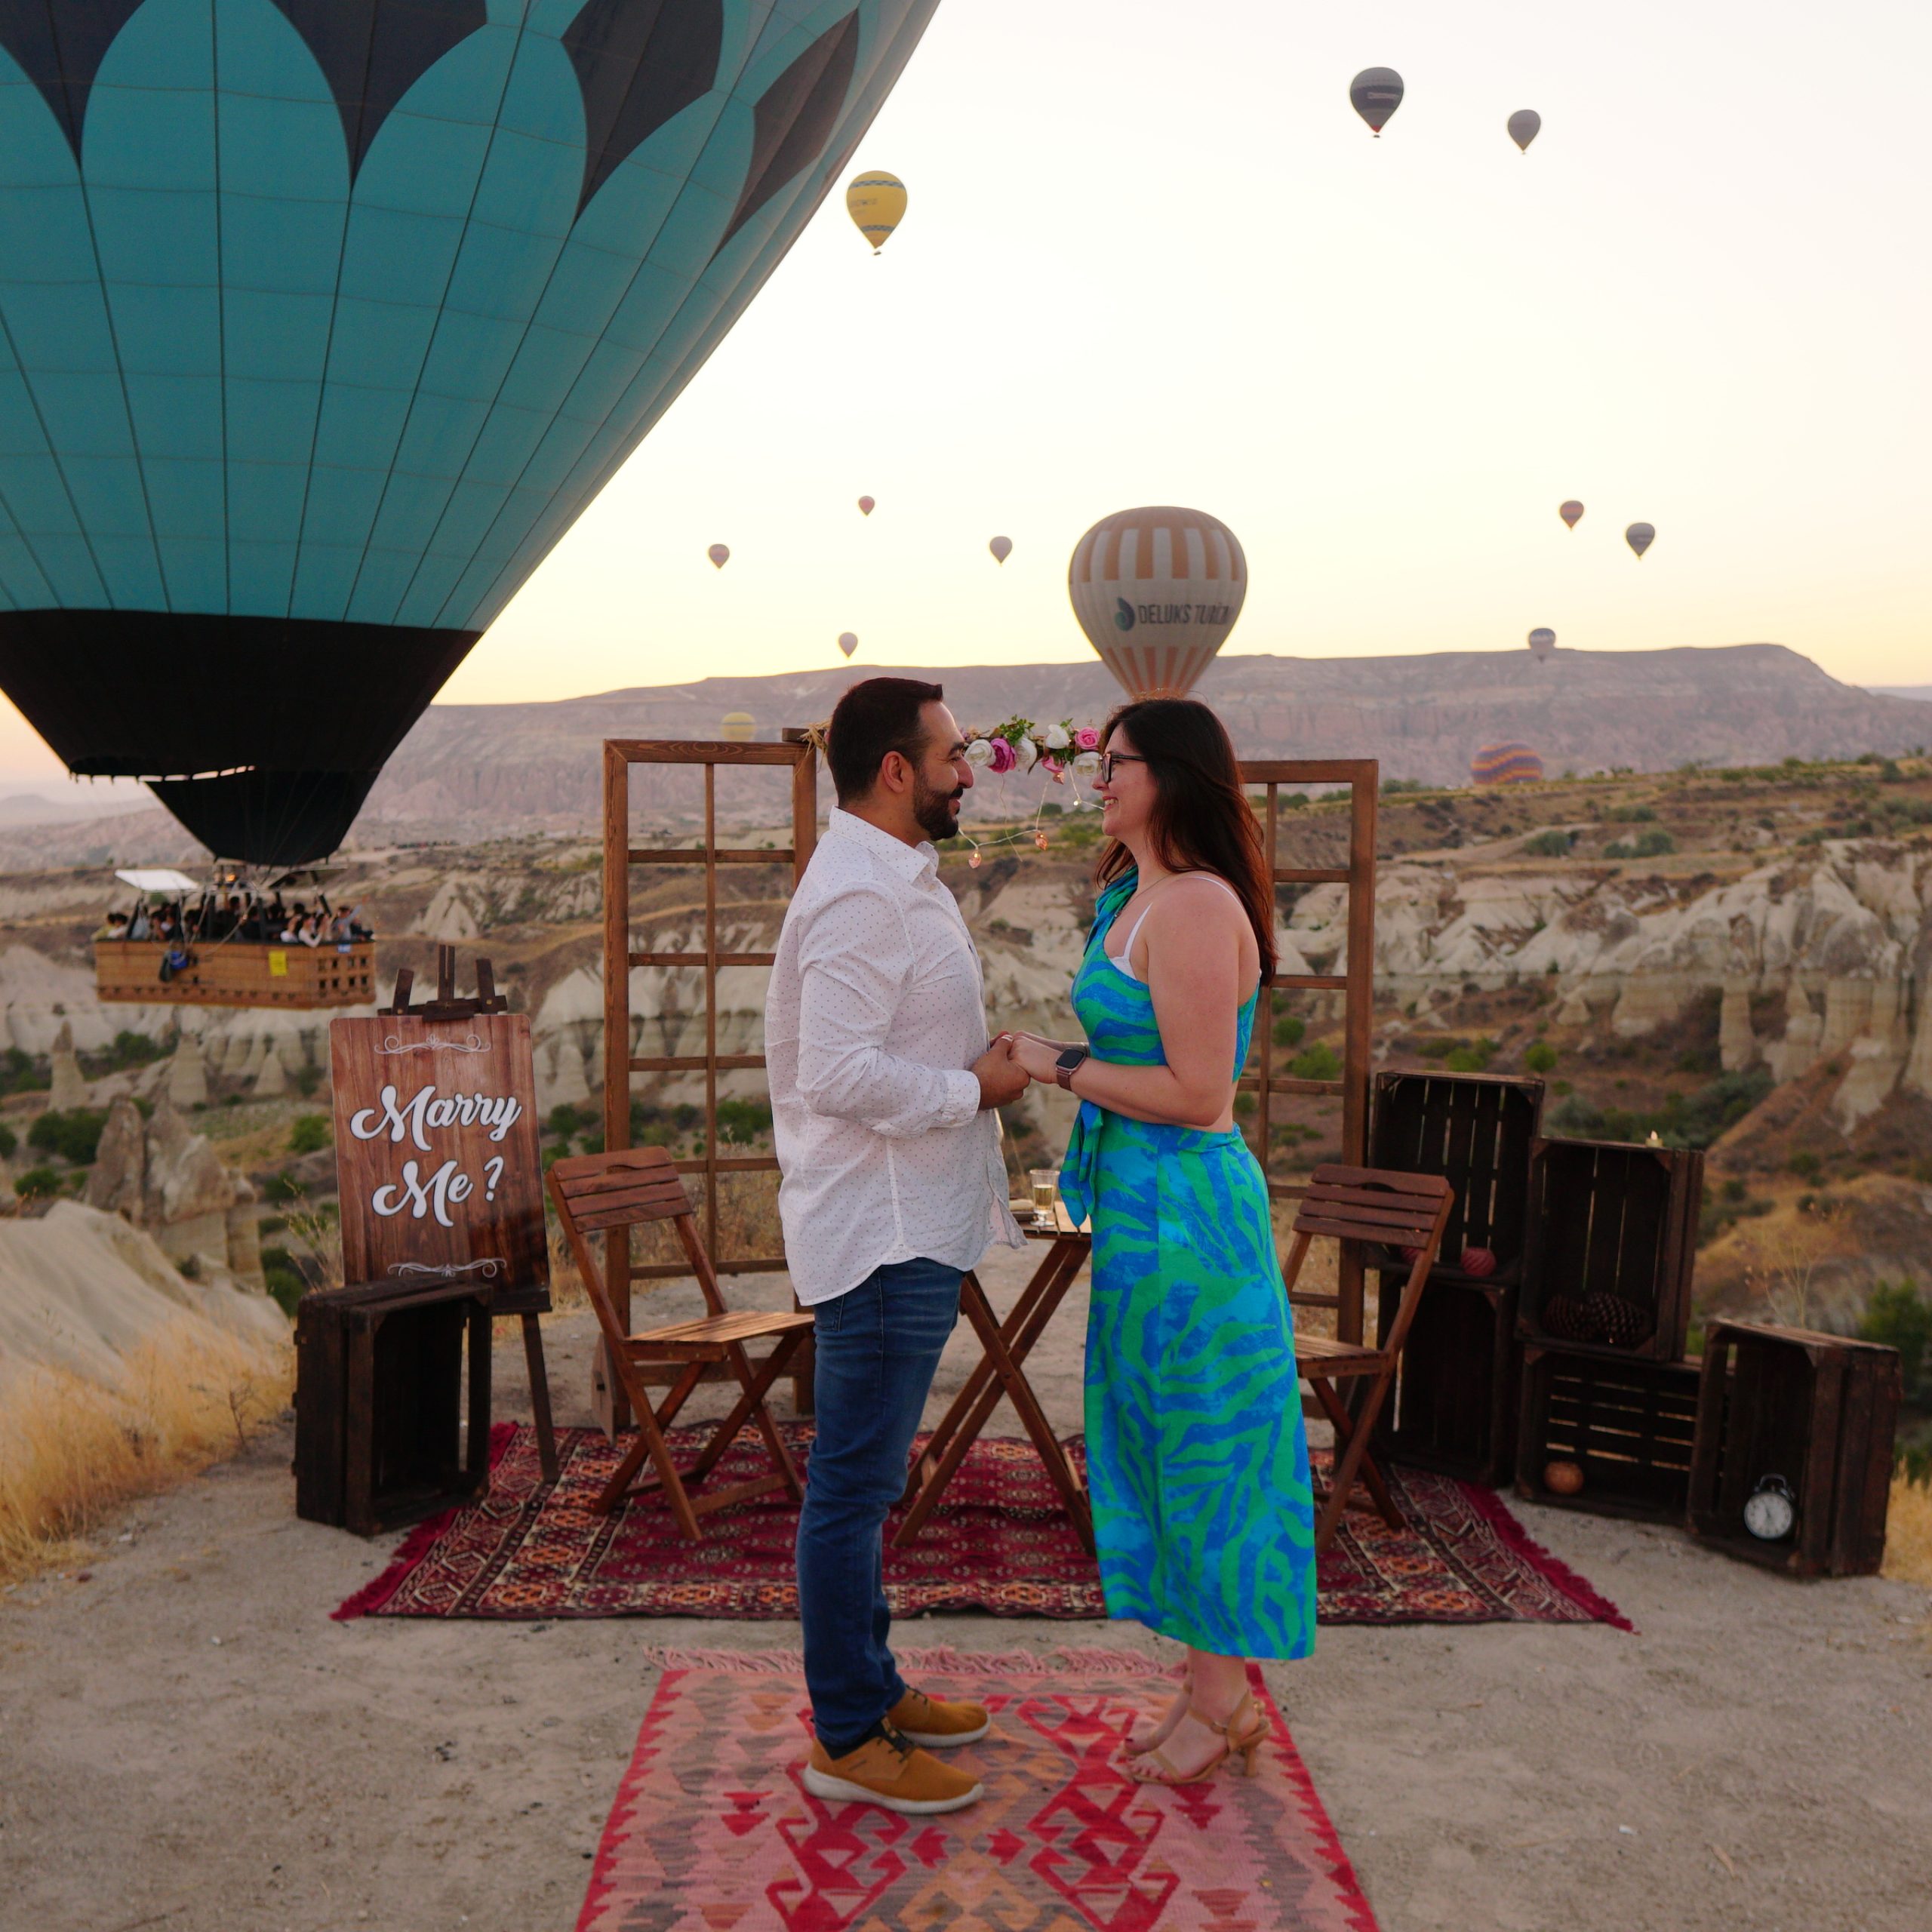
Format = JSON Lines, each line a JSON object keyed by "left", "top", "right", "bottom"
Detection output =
{"left": 1528, "top": 627, "right": 1556, "bottom": 660}
{"left": 989, "top": 536, "right": 1012, "bottom": 565}
{"left": 838, "top": 632, "right": 859, "bottom": 658}
{"left": 1626, "top": 522, "right": 1657, "bottom": 559}
{"left": 708, "top": 545, "right": 731, "bottom": 571}
{"left": 1350, "top": 68, "right": 1404, "bottom": 137}
{"left": 1559, "top": 500, "right": 1584, "bottom": 530}
{"left": 1508, "top": 109, "right": 1541, "bottom": 152}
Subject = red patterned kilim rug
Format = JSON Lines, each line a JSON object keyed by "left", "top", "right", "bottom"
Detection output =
{"left": 337, "top": 1423, "right": 1629, "bottom": 1629}
{"left": 577, "top": 1649, "right": 1379, "bottom": 1932}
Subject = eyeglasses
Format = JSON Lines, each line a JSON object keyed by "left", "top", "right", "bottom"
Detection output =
{"left": 1098, "top": 751, "right": 1149, "bottom": 784}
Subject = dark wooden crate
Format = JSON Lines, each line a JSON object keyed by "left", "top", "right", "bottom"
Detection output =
{"left": 1688, "top": 1321, "right": 1903, "bottom": 1577}
{"left": 1515, "top": 1344, "right": 1703, "bottom": 1522}
{"left": 1371, "top": 1070, "right": 1544, "bottom": 1282}
{"left": 295, "top": 1278, "right": 492, "bottom": 1537}
{"left": 1374, "top": 1271, "right": 1520, "bottom": 1486}
{"left": 1520, "top": 1138, "right": 1702, "bottom": 1360}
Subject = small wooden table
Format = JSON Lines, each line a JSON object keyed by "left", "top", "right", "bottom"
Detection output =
{"left": 894, "top": 1205, "right": 1094, "bottom": 1557}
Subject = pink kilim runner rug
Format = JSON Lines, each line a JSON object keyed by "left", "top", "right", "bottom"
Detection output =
{"left": 578, "top": 1648, "right": 1380, "bottom": 1932}
{"left": 337, "top": 1424, "right": 1629, "bottom": 1630}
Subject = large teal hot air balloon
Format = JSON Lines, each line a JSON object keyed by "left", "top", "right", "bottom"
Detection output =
{"left": 0, "top": 1, "right": 939, "bottom": 861}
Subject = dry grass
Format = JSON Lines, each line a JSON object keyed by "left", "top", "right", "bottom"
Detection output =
{"left": 1882, "top": 1473, "right": 1932, "bottom": 1589}
{"left": 0, "top": 1325, "right": 291, "bottom": 1586}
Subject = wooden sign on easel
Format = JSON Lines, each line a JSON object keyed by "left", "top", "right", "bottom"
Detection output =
{"left": 330, "top": 949, "right": 557, "bottom": 1478}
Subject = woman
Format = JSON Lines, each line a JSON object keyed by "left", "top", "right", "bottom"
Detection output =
{"left": 1008, "top": 698, "right": 1315, "bottom": 1783}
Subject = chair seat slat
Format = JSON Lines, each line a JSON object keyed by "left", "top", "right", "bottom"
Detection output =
{"left": 1294, "top": 1208, "right": 1444, "bottom": 1244}
{"left": 1308, "top": 1162, "right": 1451, "bottom": 1197}
{"left": 632, "top": 1309, "right": 814, "bottom": 1346}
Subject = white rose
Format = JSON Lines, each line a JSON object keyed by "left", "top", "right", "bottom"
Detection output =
{"left": 1043, "top": 722, "right": 1070, "bottom": 751}
{"left": 1013, "top": 734, "right": 1038, "bottom": 771}
{"left": 1072, "top": 750, "right": 1101, "bottom": 780}
{"left": 964, "top": 737, "right": 995, "bottom": 768}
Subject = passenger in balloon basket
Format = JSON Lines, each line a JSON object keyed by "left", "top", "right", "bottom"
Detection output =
{"left": 1002, "top": 699, "right": 1318, "bottom": 1783}
{"left": 765, "top": 677, "right": 1031, "bottom": 1817}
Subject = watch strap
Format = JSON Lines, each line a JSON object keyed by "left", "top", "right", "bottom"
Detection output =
{"left": 1055, "top": 1046, "right": 1090, "bottom": 1091}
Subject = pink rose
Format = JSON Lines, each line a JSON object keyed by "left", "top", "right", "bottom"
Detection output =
{"left": 1041, "top": 755, "right": 1065, "bottom": 780}
{"left": 1074, "top": 726, "right": 1100, "bottom": 752}
{"left": 988, "top": 737, "right": 1017, "bottom": 774}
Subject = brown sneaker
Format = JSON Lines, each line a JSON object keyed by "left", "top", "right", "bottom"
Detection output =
{"left": 886, "top": 1686, "right": 991, "bottom": 1748}
{"left": 802, "top": 1723, "right": 983, "bottom": 1814}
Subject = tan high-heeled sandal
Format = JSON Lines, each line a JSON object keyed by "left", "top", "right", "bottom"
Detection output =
{"left": 1122, "top": 1666, "right": 1193, "bottom": 1759}
{"left": 1123, "top": 1690, "right": 1270, "bottom": 1786}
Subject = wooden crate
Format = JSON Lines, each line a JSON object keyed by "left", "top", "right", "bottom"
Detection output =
{"left": 295, "top": 1278, "right": 492, "bottom": 1536}
{"left": 1374, "top": 1272, "right": 1520, "bottom": 1486}
{"left": 1688, "top": 1321, "right": 1903, "bottom": 1577}
{"left": 1515, "top": 1345, "right": 1702, "bottom": 1522}
{"left": 1520, "top": 1138, "right": 1702, "bottom": 1360}
{"left": 1371, "top": 1070, "right": 1544, "bottom": 1282}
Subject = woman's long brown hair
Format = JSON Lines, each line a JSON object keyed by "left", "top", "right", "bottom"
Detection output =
{"left": 1094, "top": 697, "right": 1276, "bottom": 984}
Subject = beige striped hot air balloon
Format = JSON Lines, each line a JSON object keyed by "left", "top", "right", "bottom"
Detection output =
{"left": 720, "top": 711, "right": 755, "bottom": 742}
{"left": 1068, "top": 506, "right": 1247, "bottom": 700}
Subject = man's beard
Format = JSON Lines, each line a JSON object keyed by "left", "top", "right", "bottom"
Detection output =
{"left": 912, "top": 774, "right": 963, "bottom": 843}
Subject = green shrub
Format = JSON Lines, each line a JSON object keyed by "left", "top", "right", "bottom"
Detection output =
{"left": 1288, "top": 1041, "right": 1341, "bottom": 1082}
{"left": 547, "top": 1102, "right": 591, "bottom": 1140}
{"left": 1859, "top": 1280, "right": 1932, "bottom": 1403}
{"left": 1788, "top": 1149, "right": 1823, "bottom": 1180}
{"left": 14, "top": 1164, "right": 62, "bottom": 1200}
{"left": 266, "top": 1168, "right": 308, "bottom": 1204}
{"left": 288, "top": 1113, "right": 331, "bottom": 1155}
{"left": 27, "top": 1107, "right": 106, "bottom": 1166}
{"left": 0, "top": 1121, "right": 14, "bottom": 1161}
{"left": 1444, "top": 1037, "right": 1497, "bottom": 1073}
{"left": 1606, "top": 804, "right": 1658, "bottom": 823}
{"left": 0, "top": 1046, "right": 47, "bottom": 1097}
{"left": 1272, "top": 1014, "right": 1306, "bottom": 1050}
{"left": 1524, "top": 1041, "right": 1558, "bottom": 1073}
{"left": 1523, "top": 829, "right": 1574, "bottom": 858}
{"left": 1632, "top": 828, "right": 1675, "bottom": 857}
{"left": 715, "top": 1097, "right": 774, "bottom": 1145}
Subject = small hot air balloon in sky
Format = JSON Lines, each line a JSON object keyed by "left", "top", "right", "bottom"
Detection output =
{"left": 720, "top": 712, "right": 755, "bottom": 743}
{"left": 1626, "top": 522, "right": 1657, "bottom": 559}
{"left": 1528, "top": 627, "right": 1556, "bottom": 661}
{"left": 1069, "top": 507, "right": 1246, "bottom": 700}
{"left": 838, "top": 632, "right": 859, "bottom": 659}
{"left": 1560, "top": 500, "right": 1585, "bottom": 530}
{"left": 1350, "top": 68, "right": 1404, "bottom": 136}
{"left": 845, "top": 170, "right": 906, "bottom": 252}
{"left": 989, "top": 536, "right": 1012, "bottom": 565}
{"left": 0, "top": 0, "right": 939, "bottom": 863}
{"left": 708, "top": 545, "right": 731, "bottom": 571}
{"left": 1472, "top": 742, "right": 1545, "bottom": 786}
{"left": 1508, "top": 109, "right": 1542, "bottom": 152}
{"left": 857, "top": 496, "right": 875, "bottom": 517}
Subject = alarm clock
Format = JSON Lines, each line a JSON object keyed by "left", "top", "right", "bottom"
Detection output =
{"left": 1743, "top": 1474, "right": 1795, "bottom": 1541}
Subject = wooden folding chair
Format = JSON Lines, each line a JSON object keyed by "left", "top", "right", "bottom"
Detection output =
{"left": 546, "top": 1146, "right": 813, "bottom": 1539}
{"left": 1281, "top": 1163, "right": 1455, "bottom": 1551}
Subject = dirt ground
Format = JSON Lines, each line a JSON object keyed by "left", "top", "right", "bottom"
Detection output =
{"left": 5, "top": 1244, "right": 1930, "bottom": 1932}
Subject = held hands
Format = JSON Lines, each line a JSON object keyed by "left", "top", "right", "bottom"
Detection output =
{"left": 1008, "top": 1032, "right": 1066, "bottom": 1086}
{"left": 971, "top": 1034, "right": 1031, "bottom": 1109}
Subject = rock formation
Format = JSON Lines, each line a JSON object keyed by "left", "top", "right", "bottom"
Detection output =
{"left": 167, "top": 1032, "right": 208, "bottom": 1109}
{"left": 83, "top": 1095, "right": 265, "bottom": 1288}
{"left": 48, "top": 1019, "right": 87, "bottom": 1111}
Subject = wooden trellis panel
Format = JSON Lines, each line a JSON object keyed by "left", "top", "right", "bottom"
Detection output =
{"left": 600, "top": 735, "right": 817, "bottom": 1349}
{"left": 1235, "top": 758, "right": 1378, "bottom": 1344}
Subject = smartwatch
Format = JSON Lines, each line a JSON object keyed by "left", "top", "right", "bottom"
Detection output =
{"left": 1055, "top": 1045, "right": 1091, "bottom": 1091}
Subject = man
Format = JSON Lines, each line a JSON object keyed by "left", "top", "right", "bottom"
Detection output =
{"left": 767, "top": 676, "right": 1029, "bottom": 1816}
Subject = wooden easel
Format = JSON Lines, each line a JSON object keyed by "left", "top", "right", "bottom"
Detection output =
{"left": 377, "top": 946, "right": 558, "bottom": 1483}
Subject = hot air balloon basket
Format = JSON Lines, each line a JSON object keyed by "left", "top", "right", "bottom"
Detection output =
{"left": 1515, "top": 1346, "right": 1703, "bottom": 1524}
{"left": 1687, "top": 1322, "right": 1903, "bottom": 1577}
{"left": 1519, "top": 1139, "right": 1703, "bottom": 1361}
{"left": 1374, "top": 1269, "right": 1521, "bottom": 1487}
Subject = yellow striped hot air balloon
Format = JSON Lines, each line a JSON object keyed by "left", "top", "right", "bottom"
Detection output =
{"left": 720, "top": 712, "right": 755, "bottom": 742}
{"left": 1471, "top": 743, "right": 1545, "bottom": 786}
{"left": 1068, "top": 506, "right": 1247, "bottom": 699}
{"left": 846, "top": 171, "right": 906, "bottom": 253}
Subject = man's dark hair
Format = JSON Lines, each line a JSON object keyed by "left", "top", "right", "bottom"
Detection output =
{"left": 826, "top": 677, "right": 945, "bottom": 805}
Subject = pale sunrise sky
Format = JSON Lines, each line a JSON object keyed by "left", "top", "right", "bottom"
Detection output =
{"left": 2, "top": 0, "right": 1927, "bottom": 784}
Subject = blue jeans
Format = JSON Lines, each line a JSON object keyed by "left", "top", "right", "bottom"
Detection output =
{"left": 796, "top": 1257, "right": 962, "bottom": 1757}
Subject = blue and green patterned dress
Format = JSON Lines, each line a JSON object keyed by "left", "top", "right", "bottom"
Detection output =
{"left": 1059, "top": 872, "right": 1317, "bottom": 1660}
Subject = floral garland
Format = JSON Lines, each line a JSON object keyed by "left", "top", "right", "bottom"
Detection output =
{"left": 958, "top": 716, "right": 1104, "bottom": 864}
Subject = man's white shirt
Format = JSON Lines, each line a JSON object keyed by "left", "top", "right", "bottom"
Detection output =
{"left": 767, "top": 808, "right": 1024, "bottom": 1305}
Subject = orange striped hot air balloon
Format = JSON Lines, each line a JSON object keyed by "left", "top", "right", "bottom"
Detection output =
{"left": 1471, "top": 742, "right": 1545, "bottom": 786}
{"left": 1068, "top": 506, "right": 1247, "bottom": 699}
